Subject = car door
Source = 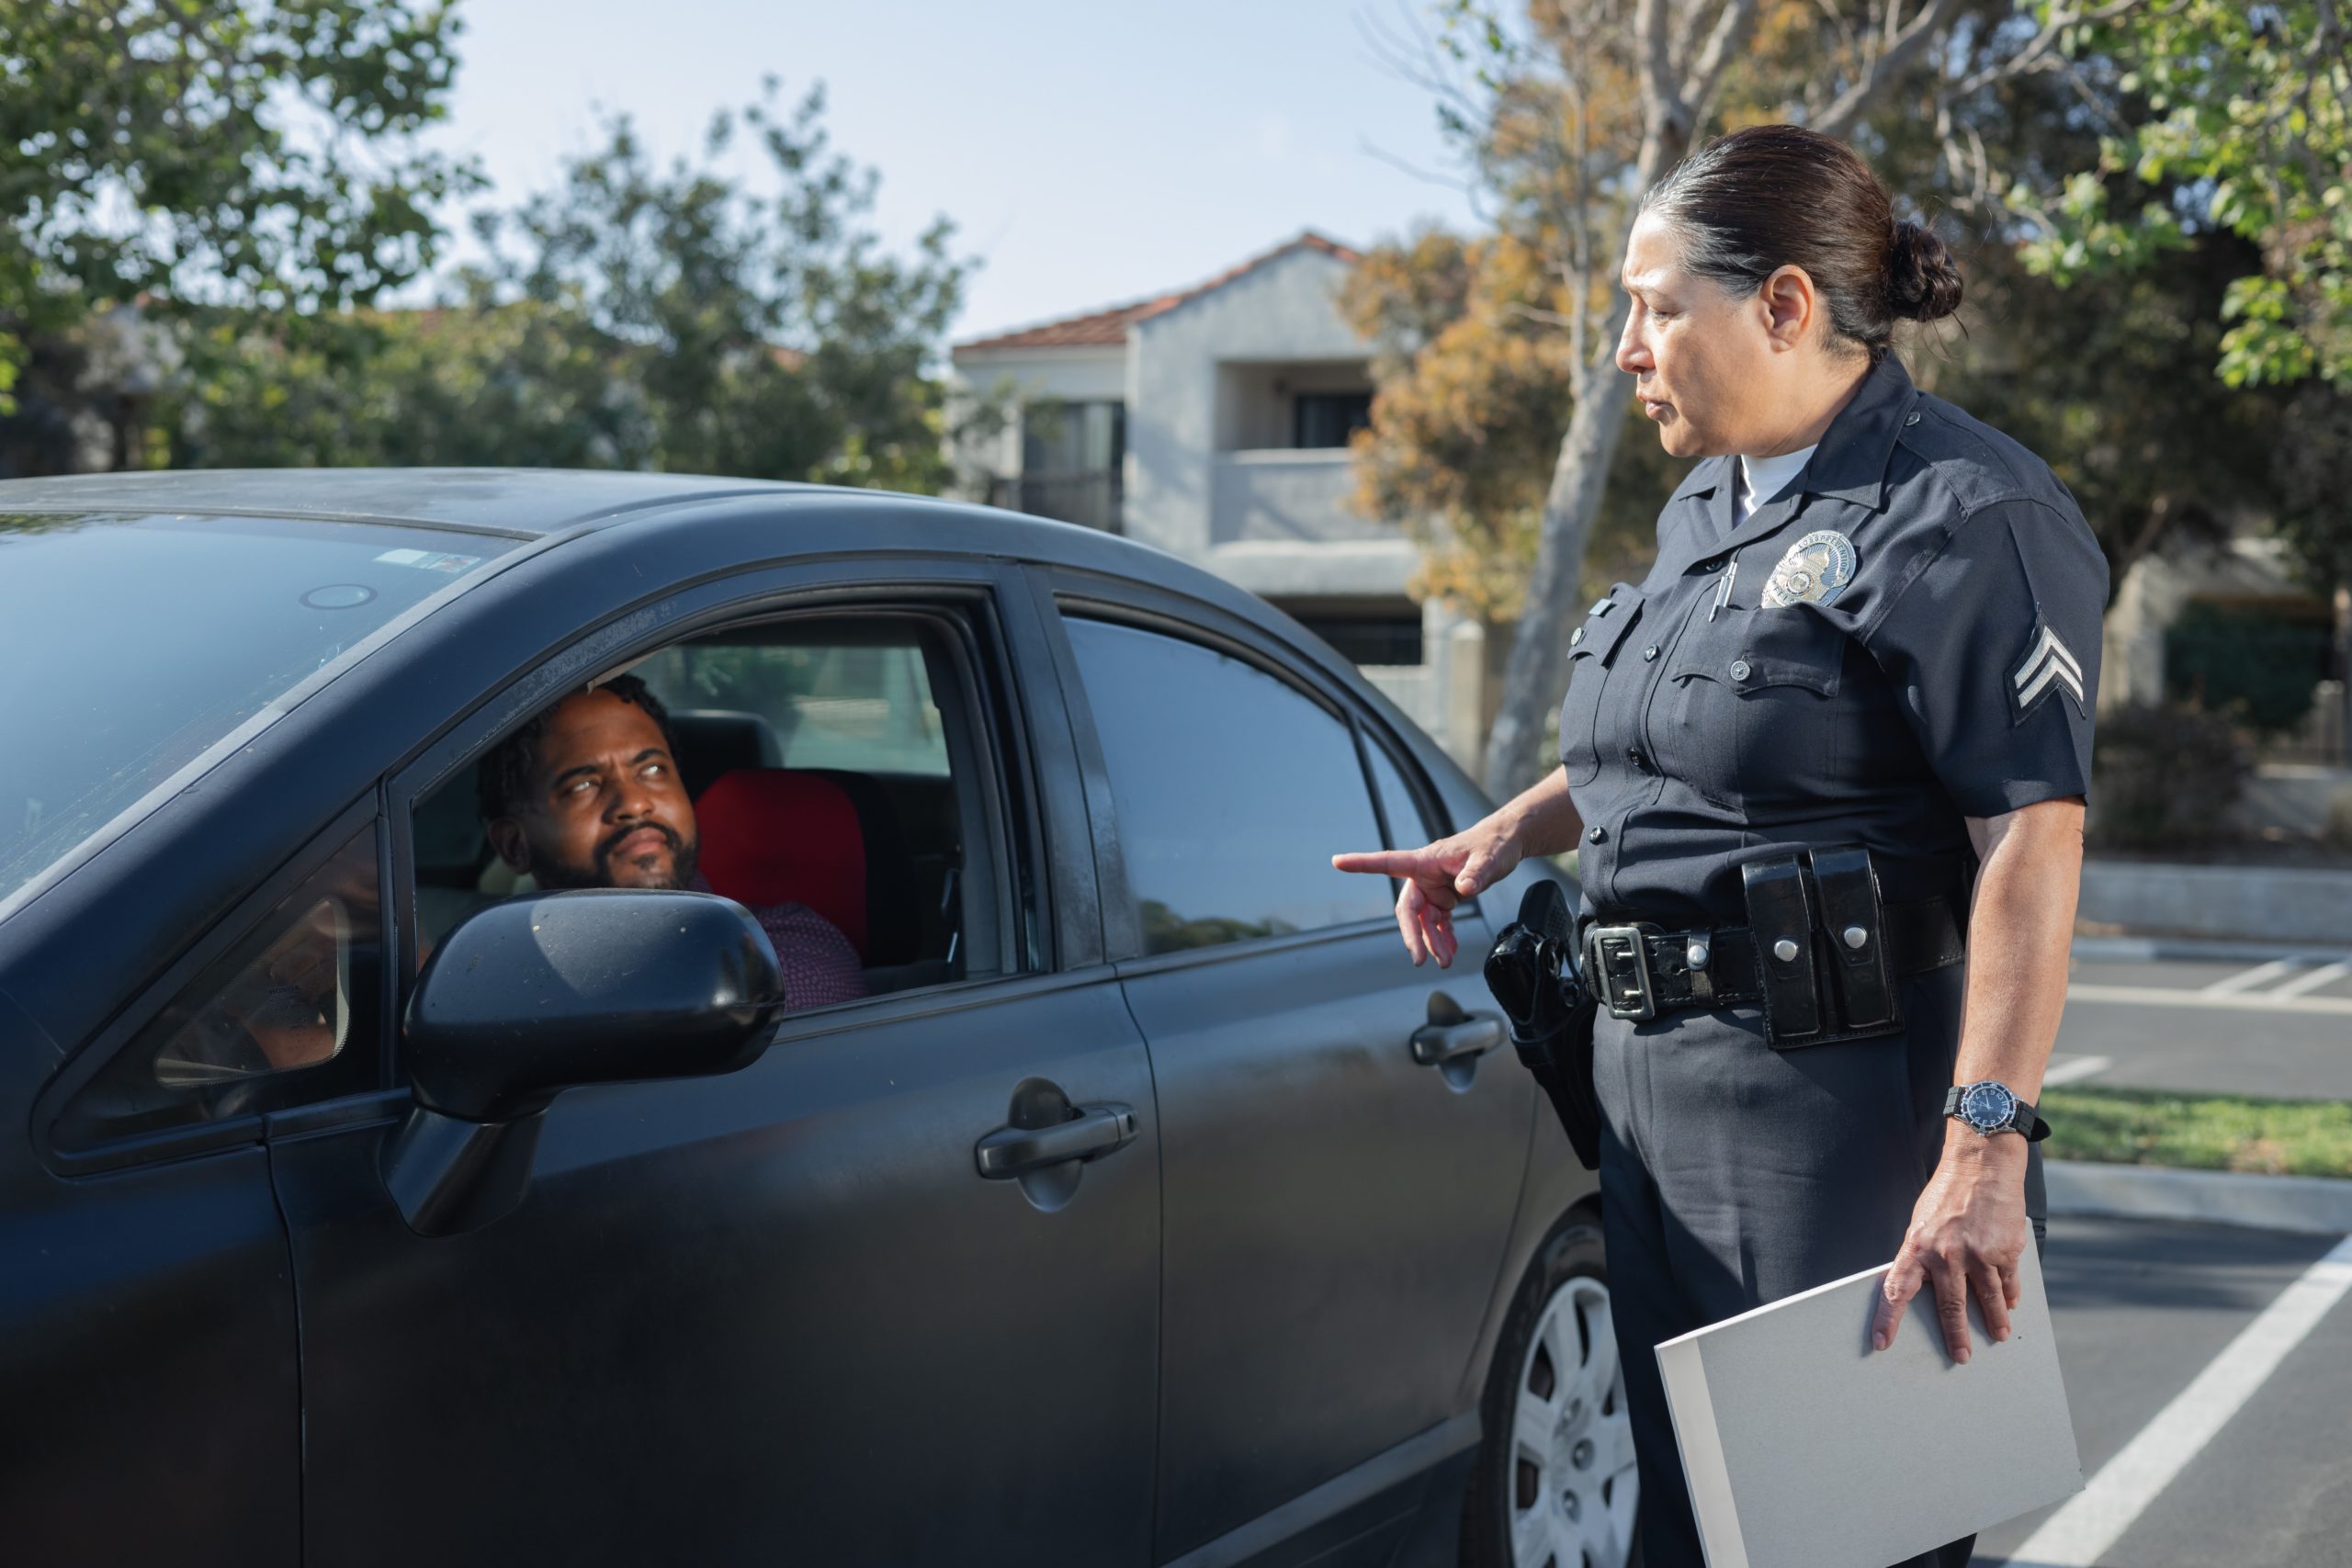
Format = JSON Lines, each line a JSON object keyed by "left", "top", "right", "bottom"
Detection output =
{"left": 1035, "top": 581, "right": 1536, "bottom": 1564}
{"left": 267, "top": 561, "right": 1160, "bottom": 1566}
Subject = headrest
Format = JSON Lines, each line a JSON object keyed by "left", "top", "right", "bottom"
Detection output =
{"left": 695, "top": 768, "right": 868, "bottom": 959}
{"left": 667, "top": 709, "right": 785, "bottom": 800}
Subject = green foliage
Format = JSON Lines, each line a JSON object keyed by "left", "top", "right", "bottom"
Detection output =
{"left": 0, "top": 1, "right": 478, "bottom": 402}
{"left": 169, "top": 83, "right": 974, "bottom": 490}
{"left": 2086, "top": 700, "right": 2251, "bottom": 851}
{"left": 2019, "top": 0, "right": 2352, "bottom": 388}
{"left": 2042, "top": 1086, "right": 2352, "bottom": 1178}
{"left": 2162, "top": 600, "right": 2331, "bottom": 737}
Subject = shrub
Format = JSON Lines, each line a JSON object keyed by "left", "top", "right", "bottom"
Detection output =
{"left": 2163, "top": 601, "right": 2330, "bottom": 737}
{"left": 2087, "top": 701, "right": 2251, "bottom": 851}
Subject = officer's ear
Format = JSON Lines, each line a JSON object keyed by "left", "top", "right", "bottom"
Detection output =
{"left": 1758, "top": 264, "right": 1819, "bottom": 352}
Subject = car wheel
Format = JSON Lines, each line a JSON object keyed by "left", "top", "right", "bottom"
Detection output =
{"left": 1460, "top": 1214, "right": 1639, "bottom": 1568}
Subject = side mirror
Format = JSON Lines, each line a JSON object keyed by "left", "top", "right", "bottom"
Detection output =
{"left": 382, "top": 889, "right": 786, "bottom": 1235}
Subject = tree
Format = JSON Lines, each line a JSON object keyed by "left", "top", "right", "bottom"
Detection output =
{"left": 2008, "top": 0, "right": 2352, "bottom": 390}
{"left": 0, "top": 0, "right": 476, "bottom": 464}
{"left": 173, "top": 84, "right": 976, "bottom": 491}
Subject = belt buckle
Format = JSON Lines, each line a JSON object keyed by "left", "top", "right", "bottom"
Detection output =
{"left": 1583, "top": 923, "right": 1657, "bottom": 1021}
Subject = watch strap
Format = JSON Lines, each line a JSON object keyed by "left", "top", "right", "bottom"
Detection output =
{"left": 1943, "top": 1082, "right": 2052, "bottom": 1141}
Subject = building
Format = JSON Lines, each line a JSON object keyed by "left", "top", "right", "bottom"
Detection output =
{"left": 948, "top": 231, "right": 1487, "bottom": 764}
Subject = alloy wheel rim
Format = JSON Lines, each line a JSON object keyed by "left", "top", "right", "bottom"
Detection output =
{"left": 1508, "top": 1274, "right": 1638, "bottom": 1568}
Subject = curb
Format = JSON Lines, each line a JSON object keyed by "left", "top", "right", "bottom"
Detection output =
{"left": 2072, "top": 934, "right": 2352, "bottom": 965}
{"left": 2046, "top": 1159, "right": 2352, "bottom": 1236}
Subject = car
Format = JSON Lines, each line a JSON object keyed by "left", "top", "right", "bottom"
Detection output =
{"left": 0, "top": 468, "right": 1627, "bottom": 1568}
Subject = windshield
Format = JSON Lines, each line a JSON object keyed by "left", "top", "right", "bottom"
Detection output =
{"left": 0, "top": 511, "right": 518, "bottom": 911}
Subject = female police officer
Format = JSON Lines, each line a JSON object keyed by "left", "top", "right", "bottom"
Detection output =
{"left": 1336, "top": 124, "right": 2103, "bottom": 1567}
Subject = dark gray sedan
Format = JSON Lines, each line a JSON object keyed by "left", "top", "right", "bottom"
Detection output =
{"left": 0, "top": 469, "right": 1623, "bottom": 1567}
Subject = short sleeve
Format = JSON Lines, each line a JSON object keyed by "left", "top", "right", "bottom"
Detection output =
{"left": 1860, "top": 499, "right": 2109, "bottom": 818}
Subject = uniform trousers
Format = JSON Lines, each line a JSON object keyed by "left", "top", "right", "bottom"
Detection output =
{"left": 1593, "top": 962, "right": 2047, "bottom": 1568}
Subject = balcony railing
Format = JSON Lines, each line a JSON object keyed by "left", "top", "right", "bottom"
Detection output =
{"left": 989, "top": 470, "right": 1123, "bottom": 533}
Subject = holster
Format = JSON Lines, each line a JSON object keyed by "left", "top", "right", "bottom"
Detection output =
{"left": 1484, "top": 880, "right": 1601, "bottom": 1169}
{"left": 1740, "top": 844, "right": 1905, "bottom": 1050}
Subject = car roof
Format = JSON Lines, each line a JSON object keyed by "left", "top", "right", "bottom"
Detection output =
{"left": 0, "top": 467, "right": 841, "bottom": 537}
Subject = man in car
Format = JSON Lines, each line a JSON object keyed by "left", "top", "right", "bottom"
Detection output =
{"left": 477, "top": 674, "right": 867, "bottom": 1011}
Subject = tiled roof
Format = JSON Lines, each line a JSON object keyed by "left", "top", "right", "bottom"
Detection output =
{"left": 953, "top": 231, "right": 1361, "bottom": 355}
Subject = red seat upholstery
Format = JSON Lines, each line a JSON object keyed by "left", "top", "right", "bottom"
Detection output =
{"left": 695, "top": 768, "right": 869, "bottom": 960}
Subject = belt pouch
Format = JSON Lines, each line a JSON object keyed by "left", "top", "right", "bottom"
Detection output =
{"left": 1740, "top": 855, "right": 1821, "bottom": 1043}
{"left": 1808, "top": 845, "right": 1899, "bottom": 1032}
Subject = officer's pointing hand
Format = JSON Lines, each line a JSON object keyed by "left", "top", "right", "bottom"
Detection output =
{"left": 1332, "top": 823, "right": 1522, "bottom": 969}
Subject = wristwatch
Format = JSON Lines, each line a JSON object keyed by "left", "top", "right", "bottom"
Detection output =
{"left": 1943, "top": 1079, "right": 2051, "bottom": 1141}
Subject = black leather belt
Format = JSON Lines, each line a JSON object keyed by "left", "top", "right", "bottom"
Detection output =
{"left": 1581, "top": 895, "right": 1964, "bottom": 1022}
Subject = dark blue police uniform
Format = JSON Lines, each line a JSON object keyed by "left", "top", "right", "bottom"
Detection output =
{"left": 1559, "top": 350, "right": 2106, "bottom": 1567}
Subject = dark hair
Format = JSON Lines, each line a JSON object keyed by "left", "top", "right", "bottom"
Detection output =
{"left": 1639, "top": 123, "right": 1962, "bottom": 364}
{"left": 476, "top": 671, "right": 677, "bottom": 821}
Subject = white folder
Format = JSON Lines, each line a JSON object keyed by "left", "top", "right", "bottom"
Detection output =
{"left": 1655, "top": 1240, "right": 2083, "bottom": 1568}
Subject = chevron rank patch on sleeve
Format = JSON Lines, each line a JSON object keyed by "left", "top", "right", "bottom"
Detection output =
{"left": 2010, "top": 614, "right": 2087, "bottom": 720}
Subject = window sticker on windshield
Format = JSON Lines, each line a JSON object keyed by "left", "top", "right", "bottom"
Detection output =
{"left": 374, "top": 547, "right": 483, "bottom": 574}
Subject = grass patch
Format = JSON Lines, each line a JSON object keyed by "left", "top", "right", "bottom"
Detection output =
{"left": 2042, "top": 1086, "right": 2352, "bottom": 1179}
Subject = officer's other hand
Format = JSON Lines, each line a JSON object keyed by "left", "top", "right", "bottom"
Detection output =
{"left": 1331, "top": 818, "right": 1523, "bottom": 969}
{"left": 1871, "top": 1132, "right": 2031, "bottom": 1363}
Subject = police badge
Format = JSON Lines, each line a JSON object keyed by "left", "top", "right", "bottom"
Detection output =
{"left": 1760, "top": 529, "right": 1858, "bottom": 608}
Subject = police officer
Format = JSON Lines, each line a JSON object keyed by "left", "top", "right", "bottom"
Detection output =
{"left": 1336, "top": 124, "right": 2104, "bottom": 1567}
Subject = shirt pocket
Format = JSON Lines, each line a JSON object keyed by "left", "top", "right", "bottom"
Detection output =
{"left": 1657, "top": 603, "right": 1846, "bottom": 809}
{"left": 1557, "top": 583, "right": 1644, "bottom": 785}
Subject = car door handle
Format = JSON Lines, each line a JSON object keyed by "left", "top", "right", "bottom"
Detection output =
{"left": 1411, "top": 996, "right": 1504, "bottom": 1066}
{"left": 975, "top": 1102, "right": 1138, "bottom": 1179}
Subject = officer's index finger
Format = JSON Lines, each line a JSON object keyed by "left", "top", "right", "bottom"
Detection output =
{"left": 1331, "top": 849, "right": 1430, "bottom": 878}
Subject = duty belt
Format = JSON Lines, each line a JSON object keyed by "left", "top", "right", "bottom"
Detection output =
{"left": 1580, "top": 847, "right": 1965, "bottom": 1048}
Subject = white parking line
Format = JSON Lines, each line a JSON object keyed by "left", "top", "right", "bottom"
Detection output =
{"left": 2271, "top": 960, "right": 2352, "bottom": 1000}
{"left": 2040, "top": 1055, "right": 2111, "bottom": 1088}
{"left": 2001, "top": 1233, "right": 2352, "bottom": 1567}
{"left": 2065, "top": 982, "right": 2352, "bottom": 1018}
{"left": 2199, "top": 959, "right": 2302, "bottom": 997}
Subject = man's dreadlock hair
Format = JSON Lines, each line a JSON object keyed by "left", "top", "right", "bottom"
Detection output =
{"left": 475, "top": 672, "right": 679, "bottom": 822}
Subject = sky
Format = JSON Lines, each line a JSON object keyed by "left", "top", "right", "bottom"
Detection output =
{"left": 425, "top": 0, "right": 1484, "bottom": 343}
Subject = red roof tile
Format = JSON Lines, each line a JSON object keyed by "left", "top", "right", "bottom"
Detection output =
{"left": 953, "top": 231, "right": 1361, "bottom": 355}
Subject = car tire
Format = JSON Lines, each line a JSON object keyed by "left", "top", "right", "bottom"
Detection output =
{"left": 1459, "top": 1213, "right": 1641, "bottom": 1568}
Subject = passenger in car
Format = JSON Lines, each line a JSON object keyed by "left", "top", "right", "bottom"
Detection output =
{"left": 476, "top": 674, "right": 866, "bottom": 1010}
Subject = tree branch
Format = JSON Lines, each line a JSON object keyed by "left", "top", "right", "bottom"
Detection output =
{"left": 1814, "top": 0, "right": 1968, "bottom": 138}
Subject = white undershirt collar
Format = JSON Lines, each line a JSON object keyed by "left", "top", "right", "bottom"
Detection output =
{"left": 1736, "top": 443, "right": 1819, "bottom": 526}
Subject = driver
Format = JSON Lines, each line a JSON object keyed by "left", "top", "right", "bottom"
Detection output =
{"left": 476, "top": 674, "right": 866, "bottom": 1011}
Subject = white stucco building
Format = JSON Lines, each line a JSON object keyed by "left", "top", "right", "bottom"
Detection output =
{"left": 949, "top": 232, "right": 1487, "bottom": 763}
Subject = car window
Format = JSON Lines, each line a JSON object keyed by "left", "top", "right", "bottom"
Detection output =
{"left": 1062, "top": 616, "right": 1391, "bottom": 955}
{"left": 0, "top": 513, "right": 513, "bottom": 916}
{"left": 413, "top": 612, "right": 1013, "bottom": 1003}
{"left": 1365, "top": 734, "right": 1435, "bottom": 850}
{"left": 54, "top": 823, "right": 383, "bottom": 1148}
{"left": 633, "top": 638, "right": 949, "bottom": 777}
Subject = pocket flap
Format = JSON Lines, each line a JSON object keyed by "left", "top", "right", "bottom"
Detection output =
{"left": 1566, "top": 583, "right": 1642, "bottom": 665}
{"left": 1667, "top": 605, "right": 1842, "bottom": 696}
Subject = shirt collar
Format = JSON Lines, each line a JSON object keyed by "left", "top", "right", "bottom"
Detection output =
{"left": 1797, "top": 350, "right": 1916, "bottom": 511}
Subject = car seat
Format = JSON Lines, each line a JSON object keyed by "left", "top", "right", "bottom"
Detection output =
{"left": 694, "top": 767, "right": 939, "bottom": 990}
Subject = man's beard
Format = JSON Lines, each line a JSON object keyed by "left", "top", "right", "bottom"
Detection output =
{"left": 534, "top": 822, "right": 699, "bottom": 892}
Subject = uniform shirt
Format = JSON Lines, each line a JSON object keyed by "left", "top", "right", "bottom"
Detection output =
{"left": 1559, "top": 351, "right": 2107, "bottom": 930}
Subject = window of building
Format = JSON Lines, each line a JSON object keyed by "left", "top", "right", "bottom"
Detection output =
{"left": 1283, "top": 610, "right": 1424, "bottom": 668}
{"left": 1293, "top": 391, "right": 1373, "bottom": 450}
{"left": 1063, "top": 616, "right": 1392, "bottom": 955}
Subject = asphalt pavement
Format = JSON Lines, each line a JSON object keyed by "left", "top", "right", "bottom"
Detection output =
{"left": 2052, "top": 946, "right": 2352, "bottom": 1100}
{"left": 1973, "top": 1214, "right": 2352, "bottom": 1567}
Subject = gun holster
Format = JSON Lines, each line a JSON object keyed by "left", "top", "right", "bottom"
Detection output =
{"left": 1484, "top": 880, "right": 1602, "bottom": 1170}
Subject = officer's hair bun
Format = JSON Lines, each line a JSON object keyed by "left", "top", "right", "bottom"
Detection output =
{"left": 1887, "top": 220, "right": 1963, "bottom": 322}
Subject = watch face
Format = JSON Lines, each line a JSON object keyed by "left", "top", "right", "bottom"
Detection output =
{"left": 1960, "top": 1081, "right": 2017, "bottom": 1130}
